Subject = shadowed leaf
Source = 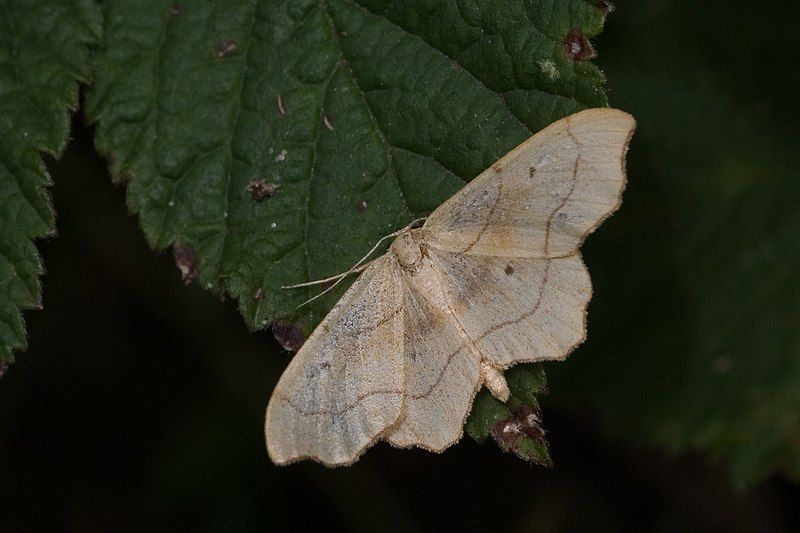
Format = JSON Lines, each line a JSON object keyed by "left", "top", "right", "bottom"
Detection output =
{"left": 0, "top": 0, "right": 101, "bottom": 364}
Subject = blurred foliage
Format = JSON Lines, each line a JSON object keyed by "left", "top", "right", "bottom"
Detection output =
{"left": 0, "top": 0, "right": 100, "bottom": 362}
{"left": 548, "top": 0, "right": 800, "bottom": 488}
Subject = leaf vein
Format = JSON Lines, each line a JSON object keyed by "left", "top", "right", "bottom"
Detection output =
{"left": 216, "top": 0, "right": 260, "bottom": 281}
{"left": 323, "top": 1, "right": 414, "bottom": 219}
{"left": 343, "top": 0, "right": 531, "bottom": 135}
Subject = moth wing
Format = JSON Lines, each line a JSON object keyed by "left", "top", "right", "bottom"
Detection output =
{"left": 265, "top": 255, "right": 405, "bottom": 466}
{"left": 385, "top": 273, "right": 481, "bottom": 451}
{"left": 423, "top": 108, "right": 635, "bottom": 258}
{"left": 427, "top": 249, "right": 591, "bottom": 367}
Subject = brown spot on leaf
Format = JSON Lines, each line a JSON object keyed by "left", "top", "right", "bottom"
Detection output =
{"left": 215, "top": 39, "right": 238, "bottom": 58}
{"left": 490, "top": 419, "right": 521, "bottom": 451}
{"left": 594, "top": 0, "right": 615, "bottom": 15}
{"left": 169, "top": 4, "right": 182, "bottom": 16}
{"left": 511, "top": 405, "right": 545, "bottom": 440}
{"left": 173, "top": 247, "right": 199, "bottom": 285}
{"left": 504, "top": 265, "right": 514, "bottom": 275}
{"left": 490, "top": 405, "right": 546, "bottom": 453}
{"left": 252, "top": 287, "right": 264, "bottom": 300}
{"left": 246, "top": 179, "right": 280, "bottom": 202}
{"left": 563, "top": 28, "right": 596, "bottom": 61}
{"left": 356, "top": 199, "right": 369, "bottom": 213}
{"left": 273, "top": 321, "right": 307, "bottom": 352}
{"left": 105, "top": 152, "right": 132, "bottom": 183}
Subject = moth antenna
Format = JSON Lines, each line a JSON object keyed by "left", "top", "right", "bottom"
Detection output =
{"left": 281, "top": 261, "right": 372, "bottom": 289}
{"left": 288, "top": 217, "right": 426, "bottom": 309}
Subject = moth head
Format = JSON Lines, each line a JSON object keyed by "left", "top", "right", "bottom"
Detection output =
{"left": 390, "top": 229, "right": 427, "bottom": 272}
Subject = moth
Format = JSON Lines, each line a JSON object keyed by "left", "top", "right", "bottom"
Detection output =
{"left": 265, "top": 108, "right": 635, "bottom": 466}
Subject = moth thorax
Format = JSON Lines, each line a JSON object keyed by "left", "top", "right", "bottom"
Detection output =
{"left": 390, "top": 229, "right": 427, "bottom": 272}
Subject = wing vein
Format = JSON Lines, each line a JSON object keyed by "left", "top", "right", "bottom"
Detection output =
{"left": 475, "top": 259, "right": 552, "bottom": 344}
{"left": 460, "top": 176, "right": 505, "bottom": 253}
{"left": 274, "top": 389, "right": 403, "bottom": 416}
{"left": 543, "top": 122, "right": 581, "bottom": 255}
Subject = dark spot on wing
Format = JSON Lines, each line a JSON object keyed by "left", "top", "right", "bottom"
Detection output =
{"left": 505, "top": 265, "right": 515, "bottom": 276}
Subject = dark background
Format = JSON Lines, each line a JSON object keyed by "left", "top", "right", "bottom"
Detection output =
{"left": 2, "top": 1, "right": 799, "bottom": 530}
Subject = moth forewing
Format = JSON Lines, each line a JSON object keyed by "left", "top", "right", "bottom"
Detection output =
{"left": 422, "top": 108, "right": 635, "bottom": 259}
{"left": 265, "top": 255, "right": 406, "bottom": 466}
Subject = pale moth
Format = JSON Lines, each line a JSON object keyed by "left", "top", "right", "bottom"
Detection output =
{"left": 265, "top": 108, "right": 636, "bottom": 466}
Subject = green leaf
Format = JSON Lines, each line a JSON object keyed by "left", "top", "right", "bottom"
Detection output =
{"left": 86, "top": 0, "right": 609, "bottom": 329}
{"left": 85, "top": 0, "right": 610, "bottom": 459}
{"left": 0, "top": 0, "right": 102, "bottom": 364}
{"left": 466, "top": 364, "right": 551, "bottom": 466}
{"left": 547, "top": 2, "right": 800, "bottom": 487}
